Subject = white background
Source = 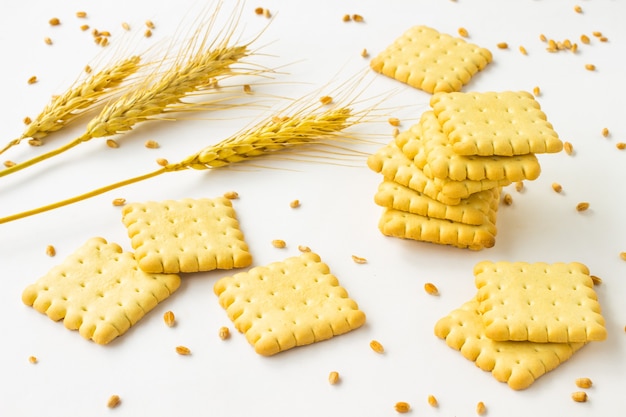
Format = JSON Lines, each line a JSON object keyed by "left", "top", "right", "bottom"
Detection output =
{"left": 1, "top": 1, "right": 624, "bottom": 416}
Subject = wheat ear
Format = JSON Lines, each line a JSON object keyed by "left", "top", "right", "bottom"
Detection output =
{"left": 0, "top": 4, "right": 264, "bottom": 179}
{"left": 0, "top": 103, "right": 364, "bottom": 224}
{"left": 0, "top": 56, "right": 141, "bottom": 156}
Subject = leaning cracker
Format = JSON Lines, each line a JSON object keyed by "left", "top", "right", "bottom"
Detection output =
{"left": 214, "top": 252, "right": 366, "bottom": 356}
{"left": 430, "top": 91, "right": 563, "bottom": 156}
{"left": 367, "top": 141, "right": 510, "bottom": 203}
{"left": 378, "top": 207, "right": 498, "bottom": 250}
{"left": 370, "top": 25, "right": 492, "bottom": 93}
{"left": 418, "top": 111, "right": 542, "bottom": 182}
{"left": 22, "top": 237, "right": 181, "bottom": 345}
{"left": 374, "top": 180, "right": 499, "bottom": 225}
{"left": 121, "top": 197, "right": 252, "bottom": 274}
{"left": 434, "top": 298, "right": 585, "bottom": 390}
{"left": 474, "top": 261, "right": 607, "bottom": 343}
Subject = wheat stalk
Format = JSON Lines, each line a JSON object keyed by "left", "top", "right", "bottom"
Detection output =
{"left": 0, "top": 94, "right": 373, "bottom": 224}
{"left": 0, "top": 2, "right": 266, "bottom": 179}
{"left": 0, "top": 55, "right": 141, "bottom": 156}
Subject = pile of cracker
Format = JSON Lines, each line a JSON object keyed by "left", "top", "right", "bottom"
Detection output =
{"left": 434, "top": 261, "right": 607, "bottom": 389}
{"left": 367, "top": 90, "right": 563, "bottom": 250}
{"left": 21, "top": 197, "right": 366, "bottom": 353}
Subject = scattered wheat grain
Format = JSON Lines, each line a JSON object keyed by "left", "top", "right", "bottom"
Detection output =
{"left": 80, "top": 24, "right": 90, "bottom": 31}
{"left": 352, "top": 255, "right": 367, "bottom": 264}
{"left": 388, "top": 117, "right": 400, "bottom": 127}
{"left": 175, "top": 346, "right": 191, "bottom": 355}
{"left": 100, "top": 30, "right": 111, "bottom": 37}
{"left": 571, "top": 391, "right": 588, "bottom": 402}
{"left": 45, "top": 245, "right": 56, "bottom": 257}
{"left": 503, "top": 193, "right": 513, "bottom": 205}
{"left": 122, "top": 22, "right": 130, "bottom": 31}
{"left": 107, "top": 395, "right": 121, "bottom": 408}
{"left": 369, "top": 340, "right": 384, "bottom": 353}
{"left": 585, "top": 64, "right": 596, "bottom": 71}
{"left": 580, "top": 34, "right": 590, "bottom": 44}
{"left": 458, "top": 27, "right": 469, "bottom": 38}
{"left": 515, "top": 181, "right": 524, "bottom": 192}
{"left": 552, "top": 182, "right": 562, "bottom": 193}
{"left": 617, "top": 142, "right": 626, "bottom": 150}
{"left": 76, "top": 11, "right": 87, "bottom": 18}
{"left": 27, "top": 76, "right": 38, "bottom": 85}
{"left": 476, "top": 401, "right": 486, "bottom": 415}
{"left": 44, "top": 37, "right": 52, "bottom": 45}
{"left": 619, "top": 252, "right": 626, "bottom": 261}
{"left": 601, "top": 127, "right": 609, "bottom": 137}
{"left": 592, "top": 31, "right": 602, "bottom": 37}
{"left": 319, "top": 95, "right": 333, "bottom": 105}
{"left": 532, "top": 86, "right": 540, "bottom": 96}
{"left": 23, "top": 116, "right": 32, "bottom": 125}
{"left": 575, "top": 377, "right": 593, "bottom": 388}
{"left": 223, "top": 191, "right": 239, "bottom": 199}
{"left": 519, "top": 45, "right": 527, "bottom": 55}
{"left": 424, "top": 282, "right": 439, "bottom": 295}
{"left": 28, "top": 139, "right": 43, "bottom": 146}
{"left": 576, "top": 202, "right": 590, "bottom": 212}
{"left": 243, "top": 84, "right": 252, "bottom": 94}
{"left": 163, "top": 311, "right": 175, "bottom": 327}
{"left": 144, "top": 140, "right": 159, "bottom": 149}
{"left": 263, "top": 9, "right": 271, "bottom": 18}
{"left": 352, "top": 14, "right": 364, "bottom": 22}
{"left": 361, "top": 48, "right": 369, "bottom": 57}
{"left": 49, "top": 17, "right": 60, "bottom": 26}
{"left": 254, "top": 7, "right": 264, "bottom": 15}
{"left": 328, "top": 371, "right": 340, "bottom": 385}
{"left": 563, "top": 141, "right": 573, "bottom": 155}
{"left": 156, "top": 158, "right": 169, "bottom": 166}
{"left": 570, "top": 43, "right": 578, "bottom": 53}
{"left": 106, "top": 139, "right": 119, "bottom": 148}
{"left": 497, "top": 42, "right": 508, "bottom": 49}
{"left": 427, "top": 395, "right": 438, "bottom": 407}
{"left": 145, "top": 20, "right": 155, "bottom": 29}
{"left": 272, "top": 239, "right": 286, "bottom": 248}
{"left": 574, "top": 5, "right": 582, "bottom": 13}
{"left": 600, "top": 36, "right": 608, "bottom": 42}
{"left": 539, "top": 33, "right": 547, "bottom": 42}
{"left": 3, "top": 160, "right": 15, "bottom": 168}
{"left": 289, "top": 199, "right": 300, "bottom": 208}
{"left": 342, "top": 14, "right": 351, "bottom": 22}
{"left": 28, "top": 356, "right": 38, "bottom": 364}
{"left": 144, "top": 29, "right": 152, "bottom": 37}
{"left": 112, "top": 198, "right": 126, "bottom": 206}
{"left": 218, "top": 326, "right": 230, "bottom": 340}
{"left": 392, "top": 127, "right": 399, "bottom": 137}
{"left": 298, "top": 245, "right": 311, "bottom": 252}
{"left": 590, "top": 275, "right": 602, "bottom": 285}
{"left": 394, "top": 402, "right": 410, "bottom": 413}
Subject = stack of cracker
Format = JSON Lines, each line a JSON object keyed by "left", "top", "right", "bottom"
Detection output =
{"left": 435, "top": 261, "right": 607, "bottom": 390}
{"left": 367, "top": 90, "right": 563, "bottom": 250}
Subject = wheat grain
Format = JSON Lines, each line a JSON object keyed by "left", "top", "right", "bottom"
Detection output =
{"left": 0, "top": 56, "right": 141, "bottom": 157}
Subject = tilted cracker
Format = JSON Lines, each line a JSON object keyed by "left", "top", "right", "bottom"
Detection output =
{"left": 378, "top": 207, "right": 498, "bottom": 250}
{"left": 430, "top": 91, "right": 563, "bottom": 156}
{"left": 374, "top": 180, "right": 500, "bottom": 225}
{"left": 22, "top": 237, "right": 181, "bottom": 345}
{"left": 418, "top": 111, "right": 541, "bottom": 182}
{"left": 367, "top": 141, "right": 510, "bottom": 204}
{"left": 121, "top": 197, "right": 252, "bottom": 274}
{"left": 434, "top": 298, "right": 585, "bottom": 390}
{"left": 214, "top": 252, "right": 366, "bottom": 356}
{"left": 474, "top": 261, "right": 607, "bottom": 343}
{"left": 370, "top": 25, "right": 492, "bottom": 93}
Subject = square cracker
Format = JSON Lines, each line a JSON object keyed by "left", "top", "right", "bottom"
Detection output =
{"left": 434, "top": 298, "right": 585, "bottom": 390}
{"left": 474, "top": 261, "right": 607, "bottom": 343}
{"left": 370, "top": 25, "right": 492, "bottom": 93}
{"left": 367, "top": 141, "right": 510, "bottom": 204}
{"left": 22, "top": 237, "right": 181, "bottom": 345}
{"left": 430, "top": 91, "right": 563, "bottom": 156}
{"left": 121, "top": 197, "right": 252, "bottom": 274}
{"left": 378, "top": 207, "right": 498, "bottom": 250}
{"left": 214, "top": 252, "right": 366, "bottom": 356}
{"left": 374, "top": 180, "right": 500, "bottom": 226}
{"left": 417, "top": 111, "right": 541, "bottom": 182}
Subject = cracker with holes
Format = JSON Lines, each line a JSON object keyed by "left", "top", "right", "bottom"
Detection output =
{"left": 434, "top": 298, "right": 586, "bottom": 390}
{"left": 474, "top": 261, "right": 607, "bottom": 343}
{"left": 430, "top": 91, "right": 563, "bottom": 156}
{"left": 378, "top": 206, "right": 498, "bottom": 250}
{"left": 21, "top": 237, "right": 181, "bottom": 345}
{"left": 416, "top": 111, "right": 541, "bottom": 182}
{"left": 370, "top": 25, "right": 492, "bottom": 93}
{"left": 213, "top": 252, "right": 366, "bottom": 356}
{"left": 374, "top": 180, "right": 500, "bottom": 226}
{"left": 367, "top": 141, "right": 511, "bottom": 205}
{"left": 121, "top": 197, "right": 252, "bottom": 274}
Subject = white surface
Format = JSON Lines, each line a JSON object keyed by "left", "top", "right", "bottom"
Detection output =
{"left": 1, "top": 1, "right": 625, "bottom": 416}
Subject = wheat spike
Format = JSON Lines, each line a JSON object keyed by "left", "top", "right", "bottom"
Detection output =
{"left": 0, "top": 56, "right": 141, "bottom": 156}
{"left": 0, "top": 101, "right": 368, "bottom": 224}
{"left": 0, "top": 2, "right": 265, "bottom": 179}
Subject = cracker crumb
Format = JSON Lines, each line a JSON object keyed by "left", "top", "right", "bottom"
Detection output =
{"left": 175, "top": 345, "right": 191, "bottom": 355}
{"left": 575, "top": 377, "right": 593, "bottom": 388}
{"left": 28, "top": 356, "right": 38, "bottom": 364}
{"left": 352, "top": 255, "right": 367, "bottom": 264}
{"left": 107, "top": 395, "right": 121, "bottom": 408}
{"left": 218, "top": 326, "right": 230, "bottom": 340}
{"left": 552, "top": 182, "right": 563, "bottom": 193}
{"left": 298, "top": 245, "right": 311, "bottom": 252}
{"left": 427, "top": 395, "right": 438, "bottom": 407}
{"left": 576, "top": 202, "right": 590, "bottom": 212}
{"left": 112, "top": 198, "right": 126, "bottom": 207}
{"left": 163, "top": 311, "right": 175, "bottom": 327}
{"left": 289, "top": 199, "right": 300, "bottom": 208}
{"left": 497, "top": 42, "right": 509, "bottom": 49}
{"left": 144, "top": 140, "right": 159, "bottom": 149}
{"left": 328, "top": 371, "right": 340, "bottom": 385}
{"left": 369, "top": 339, "right": 384, "bottom": 354}
{"left": 476, "top": 401, "right": 486, "bottom": 415}
{"left": 45, "top": 245, "right": 56, "bottom": 257}
{"left": 394, "top": 402, "right": 411, "bottom": 413}
{"left": 272, "top": 239, "right": 286, "bottom": 248}
{"left": 458, "top": 27, "right": 469, "bottom": 38}
{"left": 223, "top": 191, "right": 239, "bottom": 200}
{"left": 571, "top": 391, "right": 588, "bottom": 402}
{"left": 424, "top": 282, "right": 439, "bottom": 295}
{"left": 49, "top": 17, "right": 61, "bottom": 26}
{"left": 106, "top": 139, "right": 119, "bottom": 148}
